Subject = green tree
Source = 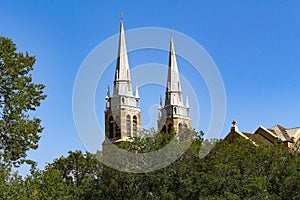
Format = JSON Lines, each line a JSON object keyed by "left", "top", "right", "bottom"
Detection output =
{"left": 14, "top": 129, "right": 300, "bottom": 199}
{"left": 22, "top": 166, "right": 72, "bottom": 200}
{"left": 47, "top": 150, "right": 104, "bottom": 199}
{"left": 0, "top": 37, "right": 46, "bottom": 167}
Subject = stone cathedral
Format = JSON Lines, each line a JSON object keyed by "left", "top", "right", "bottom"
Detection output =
{"left": 104, "top": 19, "right": 191, "bottom": 144}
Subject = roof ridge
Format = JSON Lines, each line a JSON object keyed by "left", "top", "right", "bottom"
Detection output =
{"left": 270, "top": 124, "right": 285, "bottom": 130}
{"left": 286, "top": 127, "right": 300, "bottom": 130}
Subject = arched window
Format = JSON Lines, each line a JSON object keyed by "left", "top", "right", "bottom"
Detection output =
{"left": 161, "top": 125, "right": 166, "bottom": 133}
{"left": 133, "top": 115, "right": 137, "bottom": 137}
{"left": 109, "top": 116, "right": 114, "bottom": 138}
{"left": 178, "top": 123, "right": 183, "bottom": 131}
{"left": 126, "top": 114, "right": 131, "bottom": 137}
{"left": 136, "top": 99, "right": 140, "bottom": 107}
{"left": 183, "top": 123, "right": 188, "bottom": 128}
{"left": 174, "top": 107, "right": 177, "bottom": 114}
{"left": 168, "top": 124, "right": 173, "bottom": 133}
{"left": 115, "top": 115, "right": 121, "bottom": 139}
{"left": 158, "top": 109, "right": 162, "bottom": 118}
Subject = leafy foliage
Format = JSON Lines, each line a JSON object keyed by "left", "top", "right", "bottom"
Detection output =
{"left": 0, "top": 37, "right": 46, "bottom": 167}
{"left": 2, "top": 130, "right": 300, "bottom": 199}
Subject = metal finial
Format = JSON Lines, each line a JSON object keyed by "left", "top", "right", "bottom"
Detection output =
{"left": 120, "top": 12, "right": 124, "bottom": 20}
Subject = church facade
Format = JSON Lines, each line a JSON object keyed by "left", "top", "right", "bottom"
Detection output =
{"left": 103, "top": 20, "right": 192, "bottom": 144}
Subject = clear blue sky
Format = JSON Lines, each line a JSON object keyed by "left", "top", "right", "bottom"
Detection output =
{"left": 0, "top": 1, "right": 299, "bottom": 171}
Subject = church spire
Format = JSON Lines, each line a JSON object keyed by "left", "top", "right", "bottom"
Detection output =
{"left": 113, "top": 18, "right": 133, "bottom": 96}
{"left": 106, "top": 85, "right": 110, "bottom": 97}
{"left": 104, "top": 17, "right": 141, "bottom": 145}
{"left": 135, "top": 85, "right": 140, "bottom": 99}
{"left": 165, "top": 29, "right": 183, "bottom": 107}
{"left": 157, "top": 29, "right": 191, "bottom": 133}
{"left": 185, "top": 96, "right": 190, "bottom": 108}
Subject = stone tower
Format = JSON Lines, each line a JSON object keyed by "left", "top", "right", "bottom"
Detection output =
{"left": 158, "top": 31, "right": 191, "bottom": 133}
{"left": 104, "top": 19, "right": 141, "bottom": 144}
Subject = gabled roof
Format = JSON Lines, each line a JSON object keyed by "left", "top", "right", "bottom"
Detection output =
{"left": 268, "top": 125, "right": 290, "bottom": 141}
{"left": 268, "top": 125, "right": 300, "bottom": 142}
{"left": 287, "top": 127, "right": 300, "bottom": 138}
{"left": 224, "top": 124, "right": 258, "bottom": 146}
{"left": 254, "top": 126, "right": 278, "bottom": 138}
{"left": 243, "top": 133, "right": 273, "bottom": 145}
{"left": 225, "top": 121, "right": 300, "bottom": 147}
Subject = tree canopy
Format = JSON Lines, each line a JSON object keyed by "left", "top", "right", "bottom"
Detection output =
{"left": 2, "top": 129, "right": 300, "bottom": 199}
{"left": 0, "top": 36, "right": 46, "bottom": 167}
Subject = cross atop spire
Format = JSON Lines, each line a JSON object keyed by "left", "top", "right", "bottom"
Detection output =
{"left": 120, "top": 12, "right": 124, "bottom": 21}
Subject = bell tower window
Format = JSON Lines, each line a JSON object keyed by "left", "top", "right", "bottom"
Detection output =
{"left": 133, "top": 115, "right": 137, "bottom": 137}
{"left": 126, "top": 114, "right": 131, "bottom": 137}
{"left": 168, "top": 123, "right": 173, "bottom": 133}
{"left": 115, "top": 115, "right": 121, "bottom": 139}
{"left": 109, "top": 116, "right": 114, "bottom": 138}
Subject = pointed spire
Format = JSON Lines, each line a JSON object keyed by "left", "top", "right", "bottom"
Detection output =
{"left": 157, "top": 28, "right": 192, "bottom": 132}
{"left": 113, "top": 17, "right": 133, "bottom": 97}
{"left": 135, "top": 85, "right": 140, "bottom": 99}
{"left": 159, "top": 95, "right": 162, "bottom": 107}
{"left": 106, "top": 85, "right": 110, "bottom": 98}
{"left": 115, "top": 17, "right": 130, "bottom": 81}
{"left": 158, "top": 95, "right": 162, "bottom": 109}
{"left": 169, "top": 28, "right": 178, "bottom": 76}
{"left": 165, "top": 29, "right": 183, "bottom": 106}
{"left": 185, "top": 96, "right": 189, "bottom": 108}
